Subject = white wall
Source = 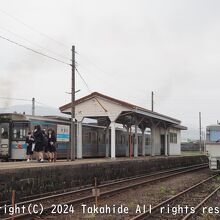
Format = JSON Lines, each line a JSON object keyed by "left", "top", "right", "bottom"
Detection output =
{"left": 149, "top": 127, "right": 181, "bottom": 156}
{"left": 169, "top": 128, "right": 181, "bottom": 155}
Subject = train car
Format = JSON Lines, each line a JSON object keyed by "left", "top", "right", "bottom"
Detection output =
{"left": 0, "top": 113, "right": 151, "bottom": 161}
{"left": 206, "top": 124, "right": 220, "bottom": 171}
{"left": 0, "top": 113, "right": 70, "bottom": 160}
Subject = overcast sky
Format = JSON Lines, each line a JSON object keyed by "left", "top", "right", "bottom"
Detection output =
{"left": 0, "top": 0, "right": 220, "bottom": 139}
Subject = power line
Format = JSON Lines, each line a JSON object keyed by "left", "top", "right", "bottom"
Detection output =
{"left": 0, "top": 34, "right": 71, "bottom": 66}
{"left": 75, "top": 68, "right": 91, "bottom": 92}
{"left": 0, "top": 97, "right": 56, "bottom": 108}
{"left": 0, "top": 25, "right": 71, "bottom": 61}
{"left": 0, "top": 35, "right": 92, "bottom": 99}
{"left": 0, "top": 8, "right": 70, "bottom": 51}
{"left": 0, "top": 97, "right": 31, "bottom": 102}
{"left": 35, "top": 100, "right": 56, "bottom": 108}
{"left": 75, "top": 68, "right": 109, "bottom": 112}
{"left": 76, "top": 51, "right": 112, "bottom": 77}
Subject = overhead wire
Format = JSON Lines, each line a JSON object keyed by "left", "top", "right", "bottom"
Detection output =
{"left": 75, "top": 67, "right": 91, "bottom": 92}
{"left": 0, "top": 34, "right": 93, "bottom": 99}
{"left": 0, "top": 9, "right": 94, "bottom": 97}
{"left": 0, "top": 97, "right": 57, "bottom": 109}
{"left": 0, "top": 35, "right": 93, "bottom": 98}
{"left": 0, "top": 25, "right": 71, "bottom": 61}
{"left": 0, "top": 97, "right": 31, "bottom": 102}
{"left": 0, "top": 8, "right": 70, "bottom": 51}
{"left": 75, "top": 51, "right": 113, "bottom": 77}
{"left": 0, "top": 34, "right": 71, "bottom": 66}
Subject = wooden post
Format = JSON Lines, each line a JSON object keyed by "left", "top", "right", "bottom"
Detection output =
{"left": 94, "top": 177, "right": 98, "bottom": 207}
{"left": 12, "top": 190, "right": 15, "bottom": 220}
{"left": 130, "top": 127, "right": 132, "bottom": 159}
{"left": 92, "top": 177, "right": 100, "bottom": 207}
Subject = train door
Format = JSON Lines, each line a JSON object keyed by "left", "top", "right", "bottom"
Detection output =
{"left": 11, "top": 122, "right": 29, "bottom": 160}
{"left": 160, "top": 135, "right": 165, "bottom": 155}
{"left": 0, "top": 123, "right": 10, "bottom": 158}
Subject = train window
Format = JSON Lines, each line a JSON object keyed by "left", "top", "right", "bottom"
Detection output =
{"left": 83, "top": 132, "right": 91, "bottom": 144}
{"left": 103, "top": 133, "right": 106, "bottom": 144}
{"left": 88, "top": 132, "right": 92, "bottom": 143}
{"left": 122, "top": 135, "right": 125, "bottom": 144}
{"left": 145, "top": 137, "right": 150, "bottom": 145}
{"left": 170, "top": 133, "right": 177, "bottom": 143}
{"left": 0, "top": 123, "right": 9, "bottom": 139}
{"left": 98, "top": 133, "right": 105, "bottom": 145}
{"left": 210, "top": 130, "right": 220, "bottom": 142}
{"left": 139, "top": 136, "right": 142, "bottom": 145}
{"left": 120, "top": 135, "right": 123, "bottom": 144}
{"left": 12, "top": 123, "right": 28, "bottom": 140}
{"left": 92, "top": 132, "right": 97, "bottom": 144}
{"left": 115, "top": 133, "right": 117, "bottom": 144}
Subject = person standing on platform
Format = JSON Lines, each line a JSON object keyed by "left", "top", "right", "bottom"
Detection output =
{"left": 33, "top": 125, "right": 44, "bottom": 162}
{"left": 42, "top": 129, "right": 49, "bottom": 161}
{"left": 25, "top": 131, "right": 35, "bottom": 162}
{"left": 48, "top": 129, "right": 57, "bottom": 162}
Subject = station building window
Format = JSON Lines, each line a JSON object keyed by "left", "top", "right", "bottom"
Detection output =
{"left": 170, "top": 132, "right": 177, "bottom": 143}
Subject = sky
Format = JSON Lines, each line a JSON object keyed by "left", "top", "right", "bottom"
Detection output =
{"left": 0, "top": 0, "right": 220, "bottom": 139}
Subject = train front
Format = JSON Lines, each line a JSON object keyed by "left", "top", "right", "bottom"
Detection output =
{"left": 0, "top": 114, "right": 10, "bottom": 160}
{"left": 206, "top": 124, "right": 220, "bottom": 171}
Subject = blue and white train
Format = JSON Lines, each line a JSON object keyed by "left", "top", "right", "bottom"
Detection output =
{"left": 0, "top": 113, "right": 151, "bottom": 161}
{"left": 206, "top": 124, "right": 220, "bottom": 171}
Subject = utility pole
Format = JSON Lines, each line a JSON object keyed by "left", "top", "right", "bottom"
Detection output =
{"left": 32, "top": 98, "right": 35, "bottom": 116}
{"left": 199, "top": 112, "right": 202, "bottom": 152}
{"left": 71, "top": 45, "right": 76, "bottom": 161}
{"left": 151, "top": 91, "right": 154, "bottom": 112}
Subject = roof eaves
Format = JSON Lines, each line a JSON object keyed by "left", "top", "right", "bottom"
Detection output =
{"left": 133, "top": 108, "right": 181, "bottom": 124}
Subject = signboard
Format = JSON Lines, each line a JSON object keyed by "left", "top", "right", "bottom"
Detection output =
{"left": 57, "top": 124, "right": 70, "bottom": 142}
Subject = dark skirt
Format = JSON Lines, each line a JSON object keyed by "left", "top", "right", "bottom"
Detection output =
{"left": 35, "top": 143, "right": 44, "bottom": 152}
{"left": 50, "top": 144, "right": 56, "bottom": 152}
{"left": 45, "top": 146, "right": 50, "bottom": 153}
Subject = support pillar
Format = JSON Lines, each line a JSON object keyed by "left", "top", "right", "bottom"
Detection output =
{"left": 167, "top": 132, "right": 170, "bottom": 155}
{"left": 134, "top": 122, "right": 138, "bottom": 158}
{"left": 151, "top": 126, "right": 156, "bottom": 156}
{"left": 76, "top": 121, "right": 82, "bottom": 159}
{"left": 142, "top": 129, "right": 146, "bottom": 156}
{"left": 165, "top": 129, "right": 168, "bottom": 156}
{"left": 126, "top": 127, "right": 129, "bottom": 157}
{"left": 110, "top": 121, "right": 116, "bottom": 159}
{"left": 105, "top": 127, "right": 110, "bottom": 157}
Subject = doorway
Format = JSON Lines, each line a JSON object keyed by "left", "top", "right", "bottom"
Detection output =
{"left": 160, "top": 135, "right": 165, "bottom": 155}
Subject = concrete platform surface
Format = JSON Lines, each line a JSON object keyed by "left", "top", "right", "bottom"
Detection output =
{"left": 0, "top": 155, "right": 188, "bottom": 170}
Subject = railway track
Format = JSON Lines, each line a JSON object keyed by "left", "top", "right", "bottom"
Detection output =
{"left": 0, "top": 163, "right": 208, "bottom": 219}
{"left": 130, "top": 175, "right": 220, "bottom": 220}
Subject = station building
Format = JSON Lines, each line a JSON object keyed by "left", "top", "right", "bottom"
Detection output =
{"left": 59, "top": 92, "right": 187, "bottom": 159}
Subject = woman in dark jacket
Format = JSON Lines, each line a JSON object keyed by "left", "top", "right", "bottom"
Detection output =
{"left": 25, "top": 131, "right": 35, "bottom": 162}
{"left": 33, "top": 125, "right": 44, "bottom": 162}
{"left": 48, "top": 129, "right": 56, "bottom": 162}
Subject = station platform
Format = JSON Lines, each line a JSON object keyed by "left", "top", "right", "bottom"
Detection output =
{"left": 0, "top": 155, "right": 208, "bottom": 203}
{"left": 0, "top": 155, "right": 197, "bottom": 170}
